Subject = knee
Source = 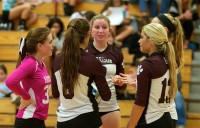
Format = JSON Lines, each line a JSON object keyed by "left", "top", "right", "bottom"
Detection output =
{"left": 22, "top": 3, "right": 32, "bottom": 11}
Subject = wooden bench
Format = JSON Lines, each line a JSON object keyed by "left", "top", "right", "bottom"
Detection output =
{"left": 29, "top": 16, "right": 70, "bottom": 30}
{"left": 121, "top": 48, "right": 134, "bottom": 65}
{"left": 186, "top": 113, "right": 200, "bottom": 128}
{"left": 0, "top": 31, "right": 24, "bottom": 76}
{"left": 0, "top": 98, "right": 16, "bottom": 127}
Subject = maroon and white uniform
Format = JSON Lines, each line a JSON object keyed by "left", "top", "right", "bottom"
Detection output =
{"left": 87, "top": 43, "right": 125, "bottom": 112}
{"left": 51, "top": 49, "right": 111, "bottom": 122}
{"left": 135, "top": 52, "right": 171, "bottom": 125}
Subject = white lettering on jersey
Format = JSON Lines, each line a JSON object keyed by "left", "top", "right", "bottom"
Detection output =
{"left": 96, "top": 57, "right": 112, "bottom": 63}
{"left": 137, "top": 65, "right": 143, "bottom": 75}
{"left": 44, "top": 76, "right": 51, "bottom": 83}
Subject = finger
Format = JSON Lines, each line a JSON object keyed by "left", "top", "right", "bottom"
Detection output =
{"left": 119, "top": 73, "right": 127, "bottom": 77}
{"left": 19, "top": 104, "right": 26, "bottom": 110}
{"left": 31, "top": 100, "right": 36, "bottom": 106}
{"left": 129, "top": 81, "right": 137, "bottom": 86}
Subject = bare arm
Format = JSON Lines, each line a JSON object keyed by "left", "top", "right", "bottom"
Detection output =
{"left": 127, "top": 104, "right": 145, "bottom": 128}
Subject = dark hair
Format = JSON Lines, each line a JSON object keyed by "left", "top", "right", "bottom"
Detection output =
{"left": 0, "top": 64, "right": 7, "bottom": 75}
{"left": 61, "top": 18, "right": 90, "bottom": 98}
{"left": 47, "top": 17, "right": 64, "bottom": 39}
{"left": 84, "top": 11, "right": 96, "bottom": 21}
{"left": 17, "top": 27, "right": 51, "bottom": 67}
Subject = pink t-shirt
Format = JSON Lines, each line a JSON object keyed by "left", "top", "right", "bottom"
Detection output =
{"left": 6, "top": 55, "right": 51, "bottom": 120}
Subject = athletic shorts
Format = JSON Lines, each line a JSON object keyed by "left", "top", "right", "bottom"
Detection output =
{"left": 14, "top": 118, "right": 46, "bottom": 128}
{"left": 57, "top": 111, "right": 102, "bottom": 128}
{"left": 136, "top": 112, "right": 173, "bottom": 128}
{"left": 99, "top": 109, "right": 119, "bottom": 117}
{"left": 172, "top": 119, "right": 177, "bottom": 128}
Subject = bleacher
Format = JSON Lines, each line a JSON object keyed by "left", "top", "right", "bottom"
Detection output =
{"left": 0, "top": 1, "right": 199, "bottom": 128}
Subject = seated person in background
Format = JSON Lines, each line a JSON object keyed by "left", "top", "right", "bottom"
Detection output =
{"left": 0, "top": 64, "right": 20, "bottom": 104}
{"left": 101, "top": 0, "right": 134, "bottom": 45}
{"left": 63, "top": 0, "right": 81, "bottom": 16}
{"left": 69, "top": 10, "right": 96, "bottom": 22}
{"left": 47, "top": 17, "right": 65, "bottom": 53}
{"left": 2, "top": 0, "right": 41, "bottom": 30}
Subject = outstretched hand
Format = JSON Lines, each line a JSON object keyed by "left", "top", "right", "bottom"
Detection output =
{"left": 112, "top": 75, "right": 124, "bottom": 86}
{"left": 119, "top": 71, "right": 137, "bottom": 86}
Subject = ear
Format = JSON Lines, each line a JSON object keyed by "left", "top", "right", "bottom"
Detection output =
{"left": 164, "top": 26, "right": 169, "bottom": 33}
{"left": 36, "top": 43, "right": 43, "bottom": 50}
{"left": 88, "top": 29, "right": 92, "bottom": 35}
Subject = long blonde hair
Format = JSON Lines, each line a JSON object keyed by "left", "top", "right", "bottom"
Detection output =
{"left": 164, "top": 14, "right": 184, "bottom": 70}
{"left": 143, "top": 23, "right": 177, "bottom": 100}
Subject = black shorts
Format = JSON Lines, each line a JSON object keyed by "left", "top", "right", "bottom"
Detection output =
{"left": 57, "top": 111, "right": 102, "bottom": 128}
{"left": 14, "top": 118, "right": 46, "bottom": 128}
{"left": 99, "top": 109, "right": 119, "bottom": 117}
{"left": 136, "top": 112, "right": 173, "bottom": 128}
{"left": 172, "top": 119, "right": 177, "bottom": 128}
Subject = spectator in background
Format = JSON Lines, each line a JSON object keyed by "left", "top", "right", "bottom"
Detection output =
{"left": 0, "top": 64, "right": 12, "bottom": 98}
{"left": 169, "top": 0, "right": 199, "bottom": 49}
{"left": 129, "top": 0, "right": 171, "bottom": 18}
{"left": 69, "top": 10, "right": 96, "bottom": 22}
{"left": 63, "top": 0, "right": 81, "bottom": 16}
{"left": 101, "top": 0, "right": 134, "bottom": 45}
{"left": 0, "top": 64, "right": 20, "bottom": 104}
{"left": 47, "top": 17, "right": 65, "bottom": 53}
{"left": 2, "top": 0, "right": 41, "bottom": 30}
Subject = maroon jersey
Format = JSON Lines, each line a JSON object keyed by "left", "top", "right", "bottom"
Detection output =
{"left": 135, "top": 52, "right": 171, "bottom": 124}
{"left": 51, "top": 49, "right": 111, "bottom": 122}
{"left": 87, "top": 43, "right": 125, "bottom": 112}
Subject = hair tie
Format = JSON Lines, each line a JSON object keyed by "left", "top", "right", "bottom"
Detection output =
{"left": 68, "top": 25, "right": 75, "bottom": 29}
{"left": 19, "top": 37, "right": 26, "bottom": 55}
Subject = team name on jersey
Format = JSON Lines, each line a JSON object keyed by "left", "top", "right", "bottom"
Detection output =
{"left": 96, "top": 57, "right": 112, "bottom": 64}
{"left": 44, "top": 76, "right": 51, "bottom": 83}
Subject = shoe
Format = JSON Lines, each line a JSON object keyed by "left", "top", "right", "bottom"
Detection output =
{"left": 17, "top": 25, "right": 26, "bottom": 31}
{"left": 177, "top": 126, "right": 185, "bottom": 128}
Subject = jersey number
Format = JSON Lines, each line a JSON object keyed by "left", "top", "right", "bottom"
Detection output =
{"left": 158, "top": 78, "right": 170, "bottom": 103}
{"left": 42, "top": 85, "right": 50, "bottom": 104}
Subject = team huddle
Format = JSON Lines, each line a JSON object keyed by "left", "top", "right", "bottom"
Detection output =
{"left": 5, "top": 13, "right": 184, "bottom": 128}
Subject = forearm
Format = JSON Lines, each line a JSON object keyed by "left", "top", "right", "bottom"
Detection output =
{"left": 0, "top": 90, "right": 10, "bottom": 95}
{"left": 127, "top": 104, "right": 145, "bottom": 128}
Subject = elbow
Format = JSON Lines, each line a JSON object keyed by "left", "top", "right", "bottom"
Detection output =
{"left": 101, "top": 90, "right": 111, "bottom": 101}
{"left": 5, "top": 78, "right": 13, "bottom": 88}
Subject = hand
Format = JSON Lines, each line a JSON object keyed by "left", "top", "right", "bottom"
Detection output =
{"left": 106, "top": 10, "right": 112, "bottom": 16}
{"left": 19, "top": 98, "right": 36, "bottom": 110}
{"left": 183, "top": 10, "right": 192, "bottom": 20}
{"left": 112, "top": 75, "right": 123, "bottom": 86}
{"left": 51, "top": 28, "right": 57, "bottom": 39}
{"left": 119, "top": 72, "right": 137, "bottom": 86}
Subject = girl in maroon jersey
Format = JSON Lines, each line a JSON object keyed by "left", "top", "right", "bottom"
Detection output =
{"left": 128, "top": 23, "right": 177, "bottom": 128}
{"left": 51, "top": 18, "right": 111, "bottom": 128}
{"left": 87, "top": 14, "right": 126, "bottom": 128}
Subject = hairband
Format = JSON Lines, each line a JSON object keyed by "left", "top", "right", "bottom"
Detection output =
{"left": 157, "top": 14, "right": 176, "bottom": 33}
{"left": 19, "top": 37, "right": 26, "bottom": 55}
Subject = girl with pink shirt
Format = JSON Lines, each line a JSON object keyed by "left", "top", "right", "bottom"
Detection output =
{"left": 6, "top": 27, "right": 54, "bottom": 128}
